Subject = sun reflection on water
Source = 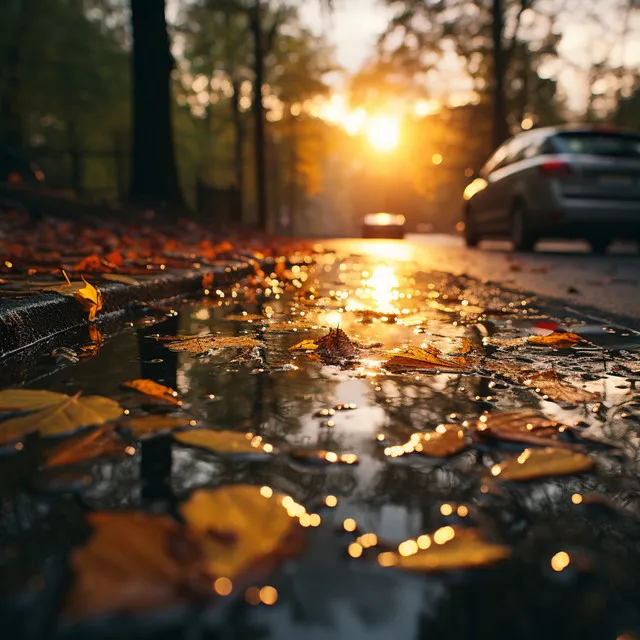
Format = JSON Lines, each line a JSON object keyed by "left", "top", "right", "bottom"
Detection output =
{"left": 364, "top": 265, "right": 399, "bottom": 314}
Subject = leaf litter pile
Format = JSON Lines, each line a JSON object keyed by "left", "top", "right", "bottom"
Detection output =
{"left": 2, "top": 248, "right": 640, "bottom": 638}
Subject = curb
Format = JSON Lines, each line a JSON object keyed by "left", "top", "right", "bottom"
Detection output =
{"left": 0, "top": 261, "right": 254, "bottom": 358}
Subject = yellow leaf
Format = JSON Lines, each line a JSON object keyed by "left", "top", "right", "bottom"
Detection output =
{"left": 413, "top": 425, "right": 468, "bottom": 457}
{"left": 121, "top": 379, "right": 182, "bottom": 406}
{"left": 527, "top": 332, "right": 584, "bottom": 348}
{"left": 74, "top": 277, "right": 103, "bottom": 321}
{"left": 0, "top": 390, "right": 122, "bottom": 445}
{"left": 490, "top": 447, "right": 594, "bottom": 481}
{"left": 382, "top": 527, "right": 510, "bottom": 572}
{"left": 289, "top": 339, "right": 319, "bottom": 351}
{"left": 174, "top": 429, "right": 272, "bottom": 455}
{"left": 158, "top": 334, "right": 265, "bottom": 355}
{"left": 384, "top": 345, "right": 470, "bottom": 372}
{"left": 224, "top": 313, "right": 265, "bottom": 322}
{"left": 179, "top": 485, "right": 304, "bottom": 579}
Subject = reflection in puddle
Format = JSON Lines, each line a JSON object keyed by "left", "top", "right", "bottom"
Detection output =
{"left": 3, "top": 251, "right": 640, "bottom": 639}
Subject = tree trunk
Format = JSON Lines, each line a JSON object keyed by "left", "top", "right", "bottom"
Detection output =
{"left": 129, "top": 0, "right": 183, "bottom": 205}
{"left": 250, "top": 0, "right": 268, "bottom": 231}
{"left": 491, "top": 0, "right": 509, "bottom": 147}
{"left": 231, "top": 74, "right": 245, "bottom": 219}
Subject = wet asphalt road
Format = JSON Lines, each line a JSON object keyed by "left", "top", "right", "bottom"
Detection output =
{"left": 330, "top": 235, "right": 640, "bottom": 326}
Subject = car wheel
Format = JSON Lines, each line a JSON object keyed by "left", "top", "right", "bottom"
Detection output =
{"left": 511, "top": 203, "right": 536, "bottom": 252}
{"left": 589, "top": 237, "right": 611, "bottom": 255}
{"left": 464, "top": 208, "right": 480, "bottom": 248}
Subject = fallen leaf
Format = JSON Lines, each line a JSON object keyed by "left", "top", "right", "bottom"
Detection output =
{"left": 70, "top": 254, "right": 111, "bottom": 273}
{"left": 265, "top": 321, "right": 314, "bottom": 333}
{"left": 381, "top": 527, "right": 510, "bottom": 572}
{"left": 526, "top": 370, "right": 599, "bottom": 404}
{"left": 75, "top": 277, "right": 103, "bottom": 321}
{"left": 179, "top": 485, "right": 304, "bottom": 579}
{"left": 289, "top": 339, "right": 319, "bottom": 351}
{"left": 121, "top": 415, "right": 193, "bottom": 439}
{"left": 121, "top": 379, "right": 182, "bottom": 406}
{"left": 412, "top": 425, "right": 468, "bottom": 457}
{"left": 384, "top": 345, "right": 470, "bottom": 373}
{"left": 174, "top": 429, "right": 272, "bottom": 455}
{"left": 0, "top": 390, "right": 122, "bottom": 445}
{"left": 355, "top": 309, "right": 398, "bottom": 324}
{"left": 527, "top": 332, "right": 584, "bottom": 348}
{"left": 316, "top": 328, "right": 358, "bottom": 359}
{"left": 490, "top": 447, "right": 594, "bottom": 481}
{"left": 158, "top": 334, "right": 265, "bottom": 355}
{"left": 63, "top": 511, "right": 210, "bottom": 620}
{"left": 476, "top": 411, "right": 570, "bottom": 447}
{"left": 43, "top": 427, "right": 127, "bottom": 468}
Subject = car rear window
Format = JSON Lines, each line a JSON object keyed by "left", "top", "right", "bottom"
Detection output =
{"left": 553, "top": 132, "right": 640, "bottom": 158}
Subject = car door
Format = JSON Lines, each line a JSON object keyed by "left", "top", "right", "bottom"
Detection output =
{"left": 469, "top": 144, "right": 508, "bottom": 231}
{"left": 479, "top": 140, "right": 519, "bottom": 232}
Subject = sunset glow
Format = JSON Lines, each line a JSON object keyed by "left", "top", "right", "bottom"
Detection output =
{"left": 365, "top": 115, "right": 401, "bottom": 152}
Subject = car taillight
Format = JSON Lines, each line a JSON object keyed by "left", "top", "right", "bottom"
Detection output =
{"left": 538, "top": 160, "right": 572, "bottom": 177}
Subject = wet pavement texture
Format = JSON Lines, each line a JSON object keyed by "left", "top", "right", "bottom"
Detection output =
{"left": 3, "top": 241, "right": 640, "bottom": 639}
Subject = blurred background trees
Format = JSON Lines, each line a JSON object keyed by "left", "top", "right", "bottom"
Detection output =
{"left": 0, "top": 0, "right": 638, "bottom": 233}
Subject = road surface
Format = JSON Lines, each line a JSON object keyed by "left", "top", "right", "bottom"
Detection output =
{"left": 329, "top": 234, "right": 640, "bottom": 327}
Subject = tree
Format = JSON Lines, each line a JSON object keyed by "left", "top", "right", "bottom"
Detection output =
{"left": 130, "top": 0, "right": 182, "bottom": 205}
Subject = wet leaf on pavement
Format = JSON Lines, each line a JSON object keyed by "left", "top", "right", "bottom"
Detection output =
{"left": 121, "top": 379, "right": 182, "bottom": 406}
{"left": 379, "top": 527, "right": 510, "bottom": 572}
{"left": 101, "top": 273, "right": 141, "bottom": 286}
{"left": 316, "top": 328, "right": 359, "bottom": 359}
{"left": 526, "top": 370, "right": 599, "bottom": 404}
{"left": 384, "top": 345, "right": 470, "bottom": 373}
{"left": 225, "top": 313, "right": 265, "bottom": 322}
{"left": 179, "top": 485, "right": 304, "bottom": 579}
{"left": 477, "top": 411, "right": 570, "bottom": 447}
{"left": 527, "top": 332, "right": 584, "bottom": 348}
{"left": 289, "top": 339, "right": 319, "bottom": 351}
{"left": 159, "top": 334, "right": 265, "bottom": 355}
{"left": 413, "top": 425, "right": 468, "bottom": 457}
{"left": 490, "top": 447, "right": 594, "bottom": 481}
{"left": 174, "top": 429, "right": 273, "bottom": 455}
{"left": 74, "top": 277, "right": 103, "bottom": 321}
{"left": 63, "top": 512, "right": 210, "bottom": 620}
{"left": 0, "top": 390, "right": 122, "bottom": 445}
{"left": 43, "top": 427, "right": 127, "bottom": 468}
{"left": 120, "top": 415, "right": 194, "bottom": 439}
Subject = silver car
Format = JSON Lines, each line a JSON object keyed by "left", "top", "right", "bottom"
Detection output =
{"left": 463, "top": 126, "right": 640, "bottom": 252}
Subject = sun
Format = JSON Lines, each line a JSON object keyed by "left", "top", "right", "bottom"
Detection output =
{"left": 365, "top": 115, "right": 400, "bottom": 152}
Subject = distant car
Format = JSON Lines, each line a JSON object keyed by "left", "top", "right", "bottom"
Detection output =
{"left": 362, "top": 213, "right": 406, "bottom": 239}
{"left": 463, "top": 126, "right": 640, "bottom": 253}
{"left": 0, "top": 147, "right": 45, "bottom": 185}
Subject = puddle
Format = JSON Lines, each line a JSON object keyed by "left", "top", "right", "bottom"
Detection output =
{"left": 2, "top": 251, "right": 640, "bottom": 639}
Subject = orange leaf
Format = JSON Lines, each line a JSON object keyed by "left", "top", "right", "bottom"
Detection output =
{"left": 43, "top": 427, "right": 126, "bottom": 468}
{"left": 490, "top": 447, "right": 594, "bottom": 481}
{"left": 384, "top": 345, "right": 469, "bottom": 373}
{"left": 121, "top": 379, "right": 182, "bottom": 406}
{"left": 379, "top": 527, "right": 510, "bottom": 572}
{"left": 527, "top": 332, "right": 584, "bottom": 348}
{"left": 174, "top": 429, "right": 272, "bottom": 455}
{"left": 476, "top": 411, "right": 571, "bottom": 448}
{"left": 63, "top": 512, "right": 210, "bottom": 620}
{"left": 105, "top": 250, "right": 123, "bottom": 266}
{"left": 121, "top": 415, "right": 193, "bottom": 439}
{"left": 526, "top": 370, "right": 598, "bottom": 404}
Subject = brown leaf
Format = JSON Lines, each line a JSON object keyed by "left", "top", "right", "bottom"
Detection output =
{"left": 525, "top": 370, "right": 598, "bottom": 404}
{"left": 121, "top": 379, "right": 182, "bottom": 406}
{"left": 0, "top": 390, "right": 122, "bottom": 445}
{"left": 179, "top": 485, "right": 304, "bottom": 579}
{"left": 43, "top": 427, "right": 127, "bottom": 468}
{"left": 476, "top": 411, "right": 570, "bottom": 448}
{"left": 315, "top": 328, "right": 358, "bottom": 359}
{"left": 159, "top": 334, "right": 265, "bottom": 355}
{"left": 384, "top": 345, "right": 470, "bottom": 373}
{"left": 379, "top": 527, "right": 510, "bottom": 572}
{"left": 265, "top": 321, "right": 315, "bottom": 333}
{"left": 527, "top": 332, "right": 584, "bottom": 348}
{"left": 121, "top": 415, "right": 193, "bottom": 439}
{"left": 63, "top": 512, "right": 210, "bottom": 621}
{"left": 490, "top": 447, "right": 594, "bottom": 481}
{"left": 174, "top": 429, "right": 273, "bottom": 455}
{"left": 413, "top": 425, "right": 468, "bottom": 457}
{"left": 101, "top": 273, "right": 141, "bottom": 286}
